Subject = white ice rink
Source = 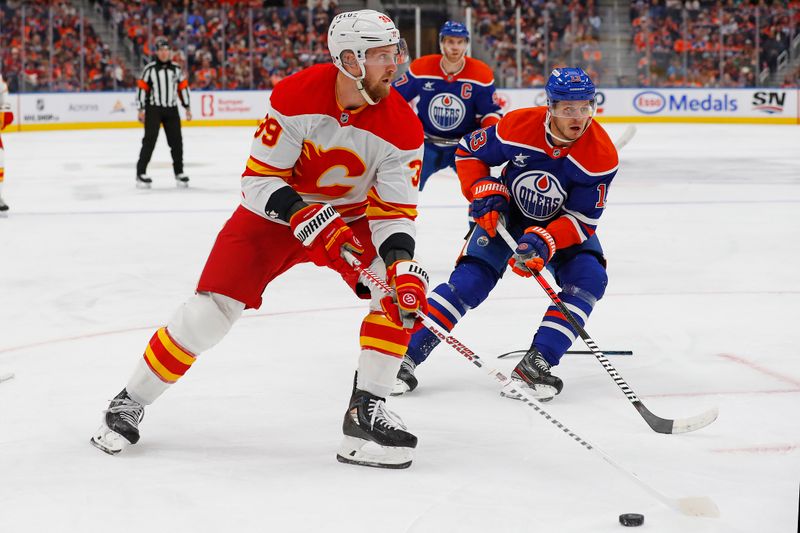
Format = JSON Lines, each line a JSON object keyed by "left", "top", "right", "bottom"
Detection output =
{"left": 0, "top": 122, "right": 798, "bottom": 532}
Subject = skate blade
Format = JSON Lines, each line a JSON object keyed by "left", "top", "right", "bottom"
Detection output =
{"left": 135, "top": 182, "right": 152, "bottom": 190}
{"left": 90, "top": 423, "right": 131, "bottom": 455}
{"left": 175, "top": 181, "right": 189, "bottom": 189}
{"left": 500, "top": 381, "right": 557, "bottom": 402}
{"left": 336, "top": 436, "right": 413, "bottom": 469}
{"left": 390, "top": 378, "right": 411, "bottom": 397}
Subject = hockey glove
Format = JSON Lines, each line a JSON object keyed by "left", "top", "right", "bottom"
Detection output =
{"left": 469, "top": 177, "right": 510, "bottom": 238}
{"left": 290, "top": 203, "right": 364, "bottom": 274}
{"left": 381, "top": 260, "right": 430, "bottom": 332}
{"left": 508, "top": 226, "right": 557, "bottom": 277}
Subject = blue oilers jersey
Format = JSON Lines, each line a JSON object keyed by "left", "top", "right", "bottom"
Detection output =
{"left": 393, "top": 55, "right": 502, "bottom": 141}
{"left": 455, "top": 106, "right": 618, "bottom": 249}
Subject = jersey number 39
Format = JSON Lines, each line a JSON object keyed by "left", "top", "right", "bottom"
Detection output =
{"left": 254, "top": 115, "right": 283, "bottom": 148}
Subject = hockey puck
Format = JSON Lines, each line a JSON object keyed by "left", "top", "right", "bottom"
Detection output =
{"left": 619, "top": 513, "right": 644, "bottom": 527}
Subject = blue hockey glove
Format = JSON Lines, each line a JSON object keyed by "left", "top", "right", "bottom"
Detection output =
{"left": 469, "top": 177, "right": 509, "bottom": 238}
{"left": 508, "top": 226, "right": 557, "bottom": 277}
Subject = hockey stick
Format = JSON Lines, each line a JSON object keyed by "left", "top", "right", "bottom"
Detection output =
{"left": 496, "top": 224, "right": 718, "bottom": 434}
{"left": 498, "top": 349, "right": 633, "bottom": 359}
{"left": 614, "top": 124, "right": 637, "bottom": 150}
{"left": 342, "top": 252, "right": 719, "bottom": 518}
{"left": 424, "top": 133, "right": 462, "bottom": 147}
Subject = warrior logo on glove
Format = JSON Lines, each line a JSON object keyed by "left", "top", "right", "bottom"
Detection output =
{"left": 381, "top": 260, "right": 429, "bottom": 332}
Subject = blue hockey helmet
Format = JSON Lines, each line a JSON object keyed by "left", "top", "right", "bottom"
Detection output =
{"left": 439, "top": 21, "right": 469, "bottom": 42}
{"left": 545, "top": 67, "right": 595, "bottom": 103}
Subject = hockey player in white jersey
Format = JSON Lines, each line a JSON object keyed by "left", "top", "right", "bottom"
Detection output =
{"left": 0, "top": 72, "right": 13, "bottom": 215}
{"left": 91, "top": 10, "right": 429, "bottom": 469}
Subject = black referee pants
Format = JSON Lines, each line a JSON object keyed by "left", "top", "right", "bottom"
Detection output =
{"left": 136, "top": 105, "right": 184, "bottom": 176}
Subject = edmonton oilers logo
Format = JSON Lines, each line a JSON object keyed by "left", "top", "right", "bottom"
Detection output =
{"left": 512, "top": 171, "right": 566, "bottom": 221}
{"left": 428, "top": 93, "right": 465, "bottom": 131}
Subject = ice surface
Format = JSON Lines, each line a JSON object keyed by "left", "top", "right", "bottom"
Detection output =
{"left": 1, "top": 123, "right": 798, "bottom": 532}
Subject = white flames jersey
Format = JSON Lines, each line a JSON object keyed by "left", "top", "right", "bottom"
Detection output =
{"left": 241, "top": 63, "right": 424, "bottom": 253}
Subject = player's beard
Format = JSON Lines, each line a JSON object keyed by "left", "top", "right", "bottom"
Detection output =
{"left": 362, "top": 75, "right": 391, "bottom": 103}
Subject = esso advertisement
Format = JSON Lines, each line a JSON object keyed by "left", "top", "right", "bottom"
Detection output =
{"left": 632, "top": 91, "right": 666, "bottom": 114}
{"left": 632, "top": 90, "right": 738, "bottom": 115}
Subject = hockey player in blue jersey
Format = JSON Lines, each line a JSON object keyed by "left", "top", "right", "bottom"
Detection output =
{"left": 394, "top": 68, "right": 619, "bottom": 400}
{"left": 392, "top": 21, "right": 502, "bottom": 191}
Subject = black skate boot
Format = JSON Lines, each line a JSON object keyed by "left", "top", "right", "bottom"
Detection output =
{"left": 90, "top": 389, "right": 145, "bottom": 455}
{"left": 337, "top": 388, "right": 417, "bottom": 469}
{"left": 504, "top": 348, "right": 563, "bottom": 402}
{"left": 0, "top": 195, "right": 8, "bottom": 216}
{"left": 174, "top": 173, "right": 189, "bottom": 188}
{"left": 391, "top": 355, "right": 418, "bottom": 396}
{"left": 136, "top": 174, "right": 153, "bottom": 189}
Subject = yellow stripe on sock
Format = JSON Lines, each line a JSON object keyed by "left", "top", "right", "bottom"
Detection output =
{"left": 144, "top": 345, "right": 181, "bottom": 383}
{"left": 359, "top": 336, "right": 407, "bottom": 356}
{"left": 156, "top": 328, "right": 196, "bottom": 366}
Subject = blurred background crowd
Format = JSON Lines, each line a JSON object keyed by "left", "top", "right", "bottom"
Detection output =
{"left": 0, "top": 0, "right": 797, "bottom": 92}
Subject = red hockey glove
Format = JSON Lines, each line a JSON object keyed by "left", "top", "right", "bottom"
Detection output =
{"left": 380, "top": 260, "right": 429, "bottom": 332}
{"left": 290, "top": 203, "right": 364, "bottom": 274}
{"left": 508, "top": 226, "right": 557, "bottom": 277}
{"left": 469, "top": 177, "right": 510, "bottom": 238}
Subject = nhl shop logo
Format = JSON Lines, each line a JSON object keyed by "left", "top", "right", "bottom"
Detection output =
{"left": 340, "top": 113, "right": 349, "bottom": 124}
{"left": 512, "top": 171, "right": 566, "bottom": 221}
{"left": 428, "top": 93, "right": 465, "bottom": 131}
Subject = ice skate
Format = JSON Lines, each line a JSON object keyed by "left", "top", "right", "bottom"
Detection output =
{"left": 502, "top": 347, "right": 563, "bottom": 402}
{"left": 0, "top": 194, "right": 8, "bottom": 216}
{"left": 390, "top": 355, "right": 418, "bottom": 396}
{"left": 136, "top": 174, "right": 153, "bottom": 189}
{"left": 337, "top": 388, "right": 417, "bottom": 469}
{"left": 90, "top": 389, "right": 145, "bottom": 455}
{"left": 175, "top": 173, "right": 189, "bottom": 188}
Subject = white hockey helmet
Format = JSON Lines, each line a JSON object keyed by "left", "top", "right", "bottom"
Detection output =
{"left": 328, "top": 9, "right": 403, "bottom": 82}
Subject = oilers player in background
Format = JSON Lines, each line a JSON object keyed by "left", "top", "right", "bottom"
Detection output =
{"left": 393, "top": 68, "right": 618, "bottom": 401}
{"left": 393, "top": 21, "right": 502, "bottom": 191}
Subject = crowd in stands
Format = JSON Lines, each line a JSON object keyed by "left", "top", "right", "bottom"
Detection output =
{"left": 1, "top": 0, "right": 797, "bottom": 92}
{"left": 91, "top": 0, "right": 336, "bottom": 90}
{"left": 467, "top": 0, "right": 603, "bottom": 88}
{"left": 0, "top": 0, "right": 130, "bottom": 92}
{"left": 631, "top": 0, "right": 800, "bottom": 87}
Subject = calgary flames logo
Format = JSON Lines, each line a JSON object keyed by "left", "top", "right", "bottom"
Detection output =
{"left": 291, "top": 140, "right": 367, "bottom": 197}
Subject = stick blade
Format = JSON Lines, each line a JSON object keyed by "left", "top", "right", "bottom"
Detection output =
{"left": 670, "top": 407, "right": 719, "bottom": 434}
{"left": 676, "top": 496, "right": 720, "bottom": 518}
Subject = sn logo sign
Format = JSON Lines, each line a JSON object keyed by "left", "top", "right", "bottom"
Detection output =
{"left": 752, "top": 91, "right": 785, "bottom": 114}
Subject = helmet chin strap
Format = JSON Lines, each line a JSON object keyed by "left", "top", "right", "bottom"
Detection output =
{"left": 545, "top": 109, "right": 591, "bottom": 145}
{"left": 339, "top": 59, "right": 380, "bottom": 106}
{"left": 353, "top": 60, "right": 379, "bottom": 106}
{"left": 356, "top": 78, "right": 378, "bottom": 106}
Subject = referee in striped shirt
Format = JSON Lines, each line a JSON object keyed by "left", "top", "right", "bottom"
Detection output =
{"left": 136, "top": 38, "right": 192, "bottom": 189}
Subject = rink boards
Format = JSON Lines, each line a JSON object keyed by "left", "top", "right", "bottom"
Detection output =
{"left": 3, "top": 86, "right": 799, "bottom": 132}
